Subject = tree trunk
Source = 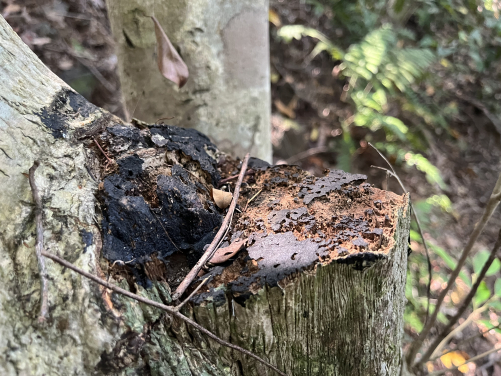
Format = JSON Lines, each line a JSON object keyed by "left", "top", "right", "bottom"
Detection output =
{"left": 105, "top": 0, "right": 272, "bottom": 162}
{"left": 0, "top": 16, "right": 410, "bottom": 376}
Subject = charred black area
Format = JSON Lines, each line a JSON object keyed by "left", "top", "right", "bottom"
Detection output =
{"left": 298, "top": 170, "right": 367, "bottom": 204}
{"left": 35, "top": 88, "right": 98, "bottom": 138}
{"left": 79, "top": 229, "right": 93, "bottom": 253}
{"left": 334, "top": 251, "right": 386, "bottom": 271}
{"left": 98, "top": 124, "right": 223, "bottom": 280}
{"left": 150, "top": 125, "right": 220, "bottom": 184}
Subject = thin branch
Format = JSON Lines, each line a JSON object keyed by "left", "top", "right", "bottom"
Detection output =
{"left": 418, "top": 230, "right": 501, "bottom": 364}
{"left": 172, "top": 153, "right": 250, "bottom": 300}
{"left": 428, "top": 346, "right": 501, "bottom": 376}
{"left": 218, "top": 169, "right": 254, "bottom": 186}
{"left": 285, "top": 146, "right": 330, "bottom": 165}
{"left": 174, "top": 277, "right": 210, "bottom": 312}
{"left": 406, "top": 171, "right": 501, "bottom": 367}
{"left": 429, "top": 323, "right": 501, "bottom": 362}
{"left": 369, "top": 143, "right": 433, "bottom": 327}
{"left": 41, "top": 250, "right": 287, "bottom": 376}
{"left": 245, "top": 189, "right": 262, "bottom": 212}
{"left": 29, "top": 161, "right": 49, "bottom": 323}
{"left": 93, "top": 137, "right": 114, "bottom": 165}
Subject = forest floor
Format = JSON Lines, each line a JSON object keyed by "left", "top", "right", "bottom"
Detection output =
{"left": 3, "top": 0, "right": 501, "bottom": 374}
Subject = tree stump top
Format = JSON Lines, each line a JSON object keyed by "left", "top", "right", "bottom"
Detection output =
{"left": 193, "top": 164, "right": 407, "bottom": 305}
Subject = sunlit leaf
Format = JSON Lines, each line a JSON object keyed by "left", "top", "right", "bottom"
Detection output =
{"left": 473, "top": 250, "right": 500, "bottom": 276}
{"left": 410, "top": 230, "right": 421, "bottom": 242}
{"left": 151, "top": 16, "right": 189, "bottom": 88}
{"left": 404, "top": 310, "right": 423, "bottom": 332}
{"left": 473, "top": 281, "right": 491, "bottom": 307}
{"left": 440, "top": 351, "right": 469, "bottom": 373}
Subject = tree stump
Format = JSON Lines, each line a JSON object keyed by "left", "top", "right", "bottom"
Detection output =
{"left": 0, "top": 16, "right": 410, "bottom": 376}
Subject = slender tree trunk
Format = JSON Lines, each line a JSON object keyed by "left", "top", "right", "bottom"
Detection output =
{"left": 0, "top": 16, "right": 410, "bottom": 376}
{"left": 105, "top": 0, "right": 272, "bottom": 162}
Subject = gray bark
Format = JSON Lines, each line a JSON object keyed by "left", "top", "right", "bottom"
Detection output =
{"left": 106, "top": 0, "right": 272, "bottom": 162}
{"left": 0, "top": 15, "right": 410, "bottom": 376}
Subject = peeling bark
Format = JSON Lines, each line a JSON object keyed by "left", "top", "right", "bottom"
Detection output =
{"left": 0, "top": 16, "right": 410, "bottom": 376}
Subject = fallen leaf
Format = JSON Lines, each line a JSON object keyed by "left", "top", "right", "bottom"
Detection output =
{"left": 151, "top": 16, "right": 189, "bottom": 88}
{"left": 274, "top": 97, "right": 297, "bottom": 119}
{"left": 268, "top": 9, "right": 282, "bottom": 27}
{"left": 209, "top": 239, "right": 246, "bottom": 264}
{"left": 212, "top": 188, "right": 233, "bottom": 209}
{"left": 440, "top": 351, "right": 469, "bottom": 374}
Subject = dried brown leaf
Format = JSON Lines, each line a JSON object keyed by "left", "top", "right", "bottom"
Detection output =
{"left": 151, "top": 16, "right": 189, "bottom": 88}
{"left": 209, "top": 239, "right": 246, "bottom": 264}
{"left": 212, "top": 188, "right": 233, "bottom": 209}
{"left": 274, "top": 98, "right": 296, "bottom": 119}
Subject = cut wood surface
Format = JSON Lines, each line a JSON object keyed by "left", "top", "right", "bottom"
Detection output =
{"left": 0, "top": 15, "right": 410, "bottom": 376}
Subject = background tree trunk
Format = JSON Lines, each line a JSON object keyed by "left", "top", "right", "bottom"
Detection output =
{"left": 105, "top": 0, "right": 272, "bottom": 162}
{"left": 0, "top": 16, "right": 410, "bottom": 376}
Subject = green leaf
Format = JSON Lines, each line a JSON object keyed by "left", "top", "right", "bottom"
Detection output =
{"left": 381, "top": 116, "right": 408, "bottom": 140}
{"left": 473, "top": 251, "right": 500, "bottom": 276}
{"left": 404, "top": 310, "right": 423, "bottom": 332}
{"left": 394, "top": 0, "right": 406, "bottom": 13}
{"left": 410, "top": 229, "right": 421, "bottom": 242}
{"left": 473, "top": 281, "right": 491, "bottom": 307}
{"left": 432, "top": 244, "right": 471, "bottom": 287}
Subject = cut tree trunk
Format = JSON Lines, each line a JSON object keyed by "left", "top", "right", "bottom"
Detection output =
{"left": 0, "top": 16, "right": 410, "bottom": 376}
{"left": 105, "top": 0, "right": 272, "bottom": 162}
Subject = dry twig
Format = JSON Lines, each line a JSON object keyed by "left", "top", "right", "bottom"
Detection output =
{"left": 218, "top": 169, "right": 254, "bottom": 186}
{"left": 429, "top": 323, "right": 501, "bottom": 362}
{"left": 173, "top": 153, "right": 250, "bottom": 300}
{"left": 174, "top": 277, "right": 210, "bottom": 312}
{"left": 29, "top": 161, "right": 49, "bottom": 323}
{"left": 369, "top": 143, "right": 433, "bottom": 327}
{"left": 418, "top": 230, "right": 501, "bottom": 364}
{"left": 92, "top": 137, "right": 114, "bottom": 166}
{"left": 40, "top": 250, "right": 287, "bottom": 376}
{"left": 406, "top": 171, "right": 501, "bottom": 367}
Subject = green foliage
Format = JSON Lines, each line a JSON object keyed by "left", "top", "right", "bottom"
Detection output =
{"left": 472, "top": 251, "right": 501, "bottom": 277}
{"left": 277, "top": 25, "right": 344, "bottom": 59}
{"left": 473, "top": 281, "right": 491, "bottom": 307}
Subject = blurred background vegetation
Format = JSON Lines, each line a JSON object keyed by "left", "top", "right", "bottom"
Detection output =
{"left": 3, "top": 0, "right": 501, "bottom": 373}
